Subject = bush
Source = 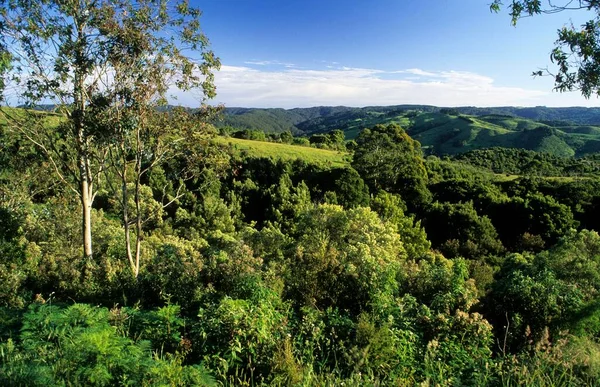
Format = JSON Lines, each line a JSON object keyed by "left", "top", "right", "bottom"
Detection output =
{"left": 0, "top": 303, "right": 216, "bottom": 386}
{"left": 286, "top": 204, "right": 405, "bottom": 313}
{"left": 140, "top": 234, "right": 207, "bottom": 311}
{"left": 193, "top": 282, "right": 290, "bottom": 384}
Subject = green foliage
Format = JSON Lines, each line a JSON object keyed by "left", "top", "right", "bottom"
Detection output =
{"left": 194, "top": 283, "right": 290, "bottom": 383}
{"left": 490, "top": 193, "right": 577, "bottom": 249}
{"left": 287, "top": 204, "right": 405, "bottom": 313}
{"left": 1, "top": 0, "right": 219, "bottom": 260}
{"left": 5, "top": 0, "right": 600, "bottom": 383}
{"left": 174, "top": 190, "right": 239, "bottom": 241}
{"left": 487, "top": 230, "right": 600, "bottom": 350}
{"left": 352, "top": 123, "right": 431, "bottom": 208}
{"left": 424, "top": 201, "right": 504, "bottom": 259}
{"left": 308, "top": 129, "right": 346, "bottom": 150}
{"left": 454, "top": 147, "right": 600, "bottom": 177}
{"left": 5, "top": 104, "right": 600, "bottom": 384}
{"left": 320, "top": 167, "right": 370, "bottom": 209}
{"left": 232, "top": 129, "right": 267, "bottom": 141}
{"left": 0, "top": 207, "right": 30, "bottom": 307}
{"left": 371, "top": 191, "right": 431, "bottom": 259}
{"left": 0, "top": 303, "right": 216, "bottom": 386}
{"left": 140, "top": 235, "right": 207, "bottom": 311}
{"left": 399, "top": 254, "right": 480, "bottom": 314}
{"left": 279, "top": 130, "right": 293, "bottom": 144}
{"left": 425, "top": 156, "right": 502, "bottom": 183}
{"left": 267, "top": 174, "right": 312, "bottom": 232}
{"left": 420, "top": 310, "right": 494, "bottom": 385}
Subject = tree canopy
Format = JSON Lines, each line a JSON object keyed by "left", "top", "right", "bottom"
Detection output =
{"left": 352, "top": 123, "right": 431, "bottom": 207}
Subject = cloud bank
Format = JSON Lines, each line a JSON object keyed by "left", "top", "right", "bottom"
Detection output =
{"left": 172, "top": 62, "right": 599, "bottom": 108}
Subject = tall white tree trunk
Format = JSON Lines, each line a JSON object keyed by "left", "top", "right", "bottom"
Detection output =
{"left": 80, "top": 163, "right": 93, "bottom": 258}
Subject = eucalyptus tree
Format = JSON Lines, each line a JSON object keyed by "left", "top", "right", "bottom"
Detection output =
{"left": 491, "top": 0, "right": 600, "bottom": 98}
{"left": 84, "top": 0, "right": 221, "bottom": 276}
{"left": 0, "top": 0, "right": 220, "bottom": 260}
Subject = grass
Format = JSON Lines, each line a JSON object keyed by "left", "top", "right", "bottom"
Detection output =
{"left": 408, "top": 113, "right": 515, "bottom": 154}
{"left": 0, "top": 106, "right": 64, "bottom": 129}
{"left": 215, "top": 137, "right": 350, "bottom": 168}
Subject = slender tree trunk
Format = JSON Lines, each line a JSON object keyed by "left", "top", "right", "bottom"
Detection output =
{"left": 122, "top": 152, "right": 135, "bottom": 272}
{"left": 81, "top": 174, "right": 93, "bottom": 258}
{"left": 75, "top": 17, "right": 93, "bottom": 259}
{"left": 76, "top": 108, "right": 94, "bottom": 259}
{"left": 134, "top": 208, "right": 141, "bottom": 277}
{"left": 134, "top": 129, "right": 143, "bottom": 278}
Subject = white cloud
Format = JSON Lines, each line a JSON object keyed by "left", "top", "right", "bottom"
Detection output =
{"left": 169, "top": 64, "right": 599, "bottom": 108}
{"left": 398, "top": 68, "right": 439, "bottom": 77}
{"left": 244, "top": 60, "right": 296, "bottom": 68}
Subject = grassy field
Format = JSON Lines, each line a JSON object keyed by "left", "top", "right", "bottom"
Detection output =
{"left": 215, "top": 137, "right": 350, "bottom": 168}
{"left": 408, "top": 113, "right": 519, "bottom": 154}
{"left": 0, "top": 107, "right": 64, "bottom": 129}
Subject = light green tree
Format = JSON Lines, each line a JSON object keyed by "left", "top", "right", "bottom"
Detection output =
{"left": 371, "top": 190, "right": 431, "bottom": 259}
{"left": 288, "top": 204, "right": 406, "bottom": 313}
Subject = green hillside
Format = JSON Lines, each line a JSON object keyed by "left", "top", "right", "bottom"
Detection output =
{"left": 407, "top": 113, "right": 511, "bottom": 154}
{"left": 215, "top": 137, "right": 350, "bottom": 168}
{"left": 217, "top": 104, "right": 600, "bottom": 133}
{"left": 298, "top": 110, "right": 413, "bottom": 139}
{"left": 216, "top": 106, "right": 356, "bottom": 134}
{"left": 217, "top": 106, "right": 600, "bottom": 157}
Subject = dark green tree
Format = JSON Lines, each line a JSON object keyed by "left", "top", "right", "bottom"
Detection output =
{"left": 352, "top": 123, "right": 431, "bottom": 208}
{"left": 490, "top": 193, "right": 577, "bottom": 249}
{"left": 325, "top": 167, "right": 370, "bottom": 209}
{"left": 424, "top": 201, "right": 505, "bottom": 259}
{"left": 280, "top": 130, "right": 293, "bottom": 144}
{"left": 327, "top": 129, "right": 346, "bottom": 150}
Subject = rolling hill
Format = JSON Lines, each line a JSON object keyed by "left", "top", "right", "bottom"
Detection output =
{"left": 214, "top": 105, "right": 600, "bottom": 157}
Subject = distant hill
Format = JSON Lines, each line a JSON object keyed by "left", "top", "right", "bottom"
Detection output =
{"left": 214, "top": 105, "right": 600, "bottom": 157}
{"left": 216, "top": 106, "right": 356, "bottom": 134}
{"left": 17, "top": 104, "right": 600, "bottom": 157}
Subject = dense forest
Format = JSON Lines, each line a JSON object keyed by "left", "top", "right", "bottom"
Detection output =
{"left": 3, "top": 0, "right": 600, "bottom": 385}
{"left": 3, "top": 111, "right": 600, "bottom": 384}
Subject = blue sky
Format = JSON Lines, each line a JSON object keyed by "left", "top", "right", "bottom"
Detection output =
{"left": 189, "top": 0, "right": 598, "bottom": 108}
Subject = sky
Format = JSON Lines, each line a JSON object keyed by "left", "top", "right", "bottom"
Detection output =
{"left": 185, "top": 0, "right": 600, "bottom": 109}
